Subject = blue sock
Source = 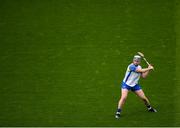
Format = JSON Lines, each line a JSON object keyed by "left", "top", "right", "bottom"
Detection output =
{"left": 117, "top": 108, "right": 121, "bottom": 113}
{"left": 147, "top": 105, "right": 151, "bottom": 109}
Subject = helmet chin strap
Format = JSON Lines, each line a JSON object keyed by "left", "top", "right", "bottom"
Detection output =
{"left": 133, "top": 61, "right": 140, "bottom": 66}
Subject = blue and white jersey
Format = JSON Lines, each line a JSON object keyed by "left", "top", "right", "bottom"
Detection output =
{"left": 123, "top": 63, "right": 142, "bottom": 87}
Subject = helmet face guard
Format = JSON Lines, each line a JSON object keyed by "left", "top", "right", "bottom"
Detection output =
{"left": 133, "top": 55, "right": 141, "bottom": 62}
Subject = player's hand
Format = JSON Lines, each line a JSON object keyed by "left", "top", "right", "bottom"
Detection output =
{"left": 148, "top": 65, "right": 154, "bottom": 70}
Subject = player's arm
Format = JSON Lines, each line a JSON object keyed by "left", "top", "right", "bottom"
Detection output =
{"left": 135, "top": 65, "right": 154, "bottom": 73}
{"left": 140, "top": 65, "right": 153, "bottom": 78}
{"left": 141, "top": 70, "right": 150, "bottom": 78}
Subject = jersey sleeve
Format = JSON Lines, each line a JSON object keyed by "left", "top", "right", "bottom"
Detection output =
{"left": 129, "top": 65, "right": 137, "bottom": 72}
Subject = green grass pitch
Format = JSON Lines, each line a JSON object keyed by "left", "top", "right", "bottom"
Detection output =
{"left": 0, "top": 0, "right": 179, "bottom": 126}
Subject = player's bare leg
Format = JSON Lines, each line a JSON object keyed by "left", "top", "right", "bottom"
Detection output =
{"left": 115, "top": 89, "right": 129, "bottom": 118}
{"left": 134, "top": 89, "right": 157, "bottom": 112}
{"left": 118, "top": 89, "right": 129, "bottom": 108}
{"left": 134, "top": 89, "right": 150, "bottom": 106}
